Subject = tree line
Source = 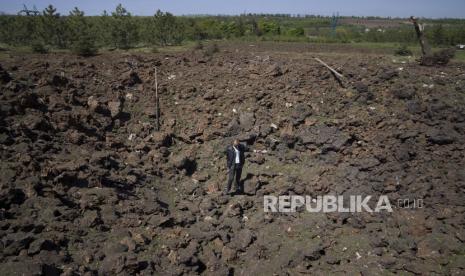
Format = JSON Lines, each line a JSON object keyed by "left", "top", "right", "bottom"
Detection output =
{"left": 0, "top": 4, "right": 464, "bottom": 56}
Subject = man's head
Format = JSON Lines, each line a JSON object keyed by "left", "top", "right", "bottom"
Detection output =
{"left": 233, "top": 139, "right": 240, "bottom": 146}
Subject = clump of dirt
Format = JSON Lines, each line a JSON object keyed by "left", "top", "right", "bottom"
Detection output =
{"left": 421, "top": 48, "right": 456, "bottom": 66}
{"left": 0, "top": 44, "right": 464, "bottom": 275}
{"left": 0, "top": 64, "right": 12, "bottom": 83}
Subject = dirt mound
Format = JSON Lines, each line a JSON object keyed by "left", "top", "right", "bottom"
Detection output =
{"left": 0, "top": 64, "right": 12, "bottom": 84}
{"left": 0, "top": 45, "right": 464, "bottom": 274}
{"left": 421, "top": 48, "right": 456, "bottom": 66}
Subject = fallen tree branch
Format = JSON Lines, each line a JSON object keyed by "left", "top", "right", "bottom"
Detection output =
{"left": 313, "top": 57, "right": 345, "bottom": 86}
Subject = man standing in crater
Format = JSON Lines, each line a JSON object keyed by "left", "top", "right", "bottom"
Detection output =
{"left": 224, "top": 139, "right": 247, "bottom": 195}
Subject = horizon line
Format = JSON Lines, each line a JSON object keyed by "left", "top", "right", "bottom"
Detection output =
{"left": 1, "top": 10, "right": 464, "bottom": 20}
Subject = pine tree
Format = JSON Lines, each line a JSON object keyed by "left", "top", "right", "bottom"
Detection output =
{"left": 235, "top": 17, "right": 246, "bottom": 37}
{"left": 38, "top": 5, "right": 68, "bottom": 48}
{"left": 110, "top": 4, "right": 137, "bottom": 49}
{"left": 432, "top": 24, "right": 445, "bottom": 46}
{"left": 151, "top": 10, "right": 183, "bottom": 46}
{"left": 96, "top": 10, "right": 112, "bottom": 47}
{"left": 68, "top": 7, "right": 97, "bottom": 56}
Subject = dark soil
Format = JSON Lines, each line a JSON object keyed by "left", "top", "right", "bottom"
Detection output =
{"left": 1, "top": 43, "right": 465, "bottom": 275}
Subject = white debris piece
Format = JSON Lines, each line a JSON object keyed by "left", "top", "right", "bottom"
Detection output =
{"left": 167, "top": 74, "right": 176, "bottom": 80}
{"left": 285, "top": 102, "right": 293, "bottom": 108}
{"left": 232, "top": 108, "right": 237, "bottom": 113}
{"left": 356, "top": 252, "right": 362, "bottom": 260}
{"left": 125, "top": 93, "right": 133, "bottom": 100}
{"left": 398, "top": 67, "right": 404, "bottom": 71}
{"left": 270, "top": 123, "right": 278, "bottom": 129}
{"left": 423, "top": 84, "right": 434, "bottom": 89}
{"left": 368, "top": 106, "right": 376, "bottom": 110}
{"left": 128, "top": 133, "right": 136, "bottom": 141}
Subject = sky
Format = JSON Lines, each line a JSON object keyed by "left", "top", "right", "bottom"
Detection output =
{"left": 1, "top": 0, "right": 465, "bottom": 18}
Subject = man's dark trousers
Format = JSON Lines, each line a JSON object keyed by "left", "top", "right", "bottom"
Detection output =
{"left": 226, "top": 163, "right": 242, "bottom": 194}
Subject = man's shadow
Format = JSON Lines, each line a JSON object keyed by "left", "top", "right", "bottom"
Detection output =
{"left": 235, "top": 173, "right": 254, "bottom": 195}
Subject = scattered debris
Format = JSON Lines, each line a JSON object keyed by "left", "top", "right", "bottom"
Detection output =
{"left": 0, "top": 46, "right": 463, "bottom": 275}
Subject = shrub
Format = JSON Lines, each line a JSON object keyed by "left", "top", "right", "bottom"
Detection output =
{"left": 421, "top": 48, "right": 456, "bottom": 66}
{"left": 287, "top": 27, "right": 305, "bottom": 37}
{"left": 193, "top": 40, "right": 204, "bottom": 50}
{"left": 394, "top": 45, "right": 413, "bottom": 56}
{"left": 31, "top": 42, "right": 49, "bottom": 54}
{"left": 203, "top": 43, "right": 219, "bottom": 57}
{"left": 72, "top": 37, "right": 97, "bottom": 57}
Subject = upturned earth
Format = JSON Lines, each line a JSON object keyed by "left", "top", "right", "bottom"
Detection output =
{"left": 1, "top": 42, "right": 465, "bottom": 275}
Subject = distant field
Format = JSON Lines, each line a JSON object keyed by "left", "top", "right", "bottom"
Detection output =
{"left": 1, "top": 40, "right": 464, "bottom": 63}
{"left": 218, "top": 41, "right": 465, "bottom": 63}
{"left": 455, "top": 50, "right": 465, "bottom": 61}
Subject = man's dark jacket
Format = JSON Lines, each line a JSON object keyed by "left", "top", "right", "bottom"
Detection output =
{"left": 226, "top": 144, "right": 246, "bottom": 168}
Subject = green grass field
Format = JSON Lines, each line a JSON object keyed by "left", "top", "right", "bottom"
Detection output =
{"left": 1, "top": 40, "right": 464, "bottom": 62}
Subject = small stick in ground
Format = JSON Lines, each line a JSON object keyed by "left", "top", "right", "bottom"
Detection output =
{"left": 154, "top": 66, "right": 160, "bottom": 131}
